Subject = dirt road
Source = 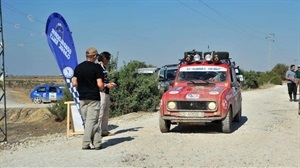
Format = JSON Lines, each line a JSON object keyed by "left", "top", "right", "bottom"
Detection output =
{"left": 1, "top": 85, "right": 299, "bottom": 167}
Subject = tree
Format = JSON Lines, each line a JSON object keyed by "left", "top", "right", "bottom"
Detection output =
{"left": 271, "top": 63, "right": 288, "bottom": 80}
{"left": 106, "top": 55, "right": 118, "bottom": 72}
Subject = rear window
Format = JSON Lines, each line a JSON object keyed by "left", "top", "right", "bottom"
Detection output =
{"left": 36, "top": 87, "right": 46, "bottom": 92}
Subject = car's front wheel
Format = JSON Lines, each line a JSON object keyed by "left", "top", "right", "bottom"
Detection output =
{"left": 33, "top": 97, "right": 43, "bottom": 104}
{"left": 222, "top": 107, "right": 232, "bottom": 133}
{"left": 233, "top": 107, "right": 242, "bottom": 122}
{"left": 159, "top": 116, "right": 170, "bottom": 133}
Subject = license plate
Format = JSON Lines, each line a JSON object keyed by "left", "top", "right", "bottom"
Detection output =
{"left": 179, "top": 112, "right": 204, "bottom": 117}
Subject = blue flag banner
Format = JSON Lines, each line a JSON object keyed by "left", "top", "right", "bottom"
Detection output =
{"left": 45, "top": 12, "right": 82, "bottom": 119}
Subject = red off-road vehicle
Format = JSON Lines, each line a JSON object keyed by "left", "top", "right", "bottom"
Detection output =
{"left": 159, "top": 50, "right": 242, "bottom": 133}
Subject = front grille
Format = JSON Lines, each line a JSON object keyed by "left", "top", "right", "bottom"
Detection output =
{"left": 167, "top": 100, "right": 217, "bottom": 111}
{"left": 177, "top": 101, "right": 207, "bottom": 110}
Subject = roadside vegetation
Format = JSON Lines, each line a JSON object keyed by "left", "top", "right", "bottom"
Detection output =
{"left": 241, "top": 63, "right": 287, "bottom": 89}
{"left": 48, "top": 56, "right": 162, "bottom": 121}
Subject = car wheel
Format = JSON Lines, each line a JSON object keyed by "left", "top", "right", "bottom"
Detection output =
{"left": 233, "top": 107, "right": 242, "bottom": 122}
{"left": 33, "top": 97, "right": 43, "bottom": 104}
{"left": 159, "top": 116, "right": 170, "bottom": 133}
{"left": 222, "top": 107, "right": 232, "bottom": 133}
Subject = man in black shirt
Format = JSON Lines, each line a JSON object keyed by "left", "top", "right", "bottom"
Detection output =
{"left": 72, "top": 47, "right": 104, "bottom": 150}
{"left": 98, "top": 51, "right": 116, "bottom": 136}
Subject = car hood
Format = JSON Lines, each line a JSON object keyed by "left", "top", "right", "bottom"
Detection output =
{"left": 165, "top": 85, "right": 226, "bottom": 100}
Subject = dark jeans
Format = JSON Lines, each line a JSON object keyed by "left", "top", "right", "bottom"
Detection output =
{"left": 287, "top": 83, "right": 297, "bottom": 100}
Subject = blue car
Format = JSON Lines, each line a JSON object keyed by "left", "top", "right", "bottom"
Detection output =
{"left": 30, "top": 84, "right": 64, "bottom": 104}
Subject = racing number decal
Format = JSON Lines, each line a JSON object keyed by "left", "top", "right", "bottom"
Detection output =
{"left": 49, "top": 93, "right": 57, "bottom": 100}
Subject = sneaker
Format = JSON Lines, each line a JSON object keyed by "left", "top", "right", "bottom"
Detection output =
{"left": 102, "top": 131, "right": 115, "bottom": 137}
{"left": 294, "top": 99, "right": 298, "bottom": 102}
{"left": 290, "top": 99, "right": 293, "bottom": 102}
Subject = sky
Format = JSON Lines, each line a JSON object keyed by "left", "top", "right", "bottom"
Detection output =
{"left": 1, "top": 0, "right": 299, "bottom": 75}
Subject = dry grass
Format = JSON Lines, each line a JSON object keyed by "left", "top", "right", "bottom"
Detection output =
{"left": 8, "top": 88, "right": 32, "bottom": 103}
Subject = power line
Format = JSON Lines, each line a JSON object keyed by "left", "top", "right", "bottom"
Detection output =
{"left": 177, "top": 0, "right": 244, "bottom": 35}
{"left": 177, "top": 0, "right": 265, "bottom": 40}
{"left": 198, "top": 0, "right": 268, "bottom": 36}
{"left": 3, "top": 19, "right": 43, "bottom": 34}
{"left": 2, "top": 2, "right": 46, "bottom": 46}
{"left": 2, "top": 2, "right": 45, "bottom": 24}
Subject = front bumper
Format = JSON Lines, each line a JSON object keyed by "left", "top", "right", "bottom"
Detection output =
{"left": 161, "top": 116, "right": 223, "bottom": 123}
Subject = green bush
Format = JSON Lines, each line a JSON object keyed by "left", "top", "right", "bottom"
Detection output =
{"left": 269, "top": 75, "right": 283, "bottom": 85}
{"left": 47, "top": 88, "right": 73, "bottom": 121}
{"left": 109, "top": 60, "right": 161, "bottom": 117}
{"left": 271, "top": 63, "right": 288, "bottom": 80}
{"left": 242, "top": 68, "right": 283, "bottom": 89}
{"left": 242, "top": 70, "right": 260, "bottom": 89}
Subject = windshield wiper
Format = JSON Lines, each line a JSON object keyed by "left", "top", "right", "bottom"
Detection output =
{"left": 199, "top": 79, "right": 209, "bottom": 84}
{"left": 189, "top": 80, "right": 196, "bottom": 84}
{"left": 189, "top": 80, "right": 209, "bottom": 84}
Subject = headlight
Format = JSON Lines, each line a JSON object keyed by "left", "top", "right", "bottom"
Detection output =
{"left": 167, "top": 101, "right": 176, "bottom": 109}
{"left": 194, "top": 54, "right": 201, "bottom": 61}
{"left": 205, "top": 54, "right": 212, "bottom": 61}
{"left": 207, "top": 102, "right": 216, "bottom": 110}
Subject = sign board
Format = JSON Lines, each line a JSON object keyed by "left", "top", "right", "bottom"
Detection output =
{"left": 70, "top": 104, "right": 84, "bottom": 132}
{"left": 64, "top": 101, "right": 84, "bottom": 138}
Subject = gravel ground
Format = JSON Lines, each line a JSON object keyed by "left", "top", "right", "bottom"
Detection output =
{"left": 0, "top": 85, "right": 299, "bottom": 167}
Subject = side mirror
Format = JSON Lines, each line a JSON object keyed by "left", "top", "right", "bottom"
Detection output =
{"left": 236, "top": 75, "right": 244, "bottom": 83}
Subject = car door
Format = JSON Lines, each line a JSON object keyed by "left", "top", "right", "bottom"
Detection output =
{"left": 36, "top": 86, "right": 47, "bottom": 101}
{"left": 230, "top": 67, "right": 241, "bottom": 115}
{"left": 48, "top": 86, "right": 58, "bottom": 101}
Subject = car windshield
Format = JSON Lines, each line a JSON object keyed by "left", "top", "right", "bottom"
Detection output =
{"left": 177, "top": 66, "right": 227, "bottom": 82}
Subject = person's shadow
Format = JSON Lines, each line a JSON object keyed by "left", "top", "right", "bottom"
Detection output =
{"left": 108, "top": 124, "right": 143, "bottom": 135}
{"left": 101, "top": 126, "right": 143, "bottom": 149}
{"left": 114, "top": 127, "right": 143, "bottom": 134}
{"left": 101, "top": 136, "right": 134, "bottom": 149}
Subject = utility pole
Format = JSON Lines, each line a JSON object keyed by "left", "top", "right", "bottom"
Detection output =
{"left": 266, "top": 33, "right": 275, "bottom": 71}
{"left": 0, "top": 0, "right": 7, "bottom": 142}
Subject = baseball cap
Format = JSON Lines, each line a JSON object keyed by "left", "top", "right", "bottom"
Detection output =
{"left": 298, "top": 65, "right": 300, "bottom": 67}
{"left": 86, "top": 47, "right": 98, "bottom": 56}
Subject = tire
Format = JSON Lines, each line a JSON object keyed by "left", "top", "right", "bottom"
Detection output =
{"left": 222, "top": 107, "right": 232, "bottom": 133}
{"left": 159, "top": 116, "right": 170, "bottom": 133}
{"left": 233, "top": 107, "right": 242, "bottom": 122}
{"left": 33, "top": 97, "right": 42, "bottom": 104}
